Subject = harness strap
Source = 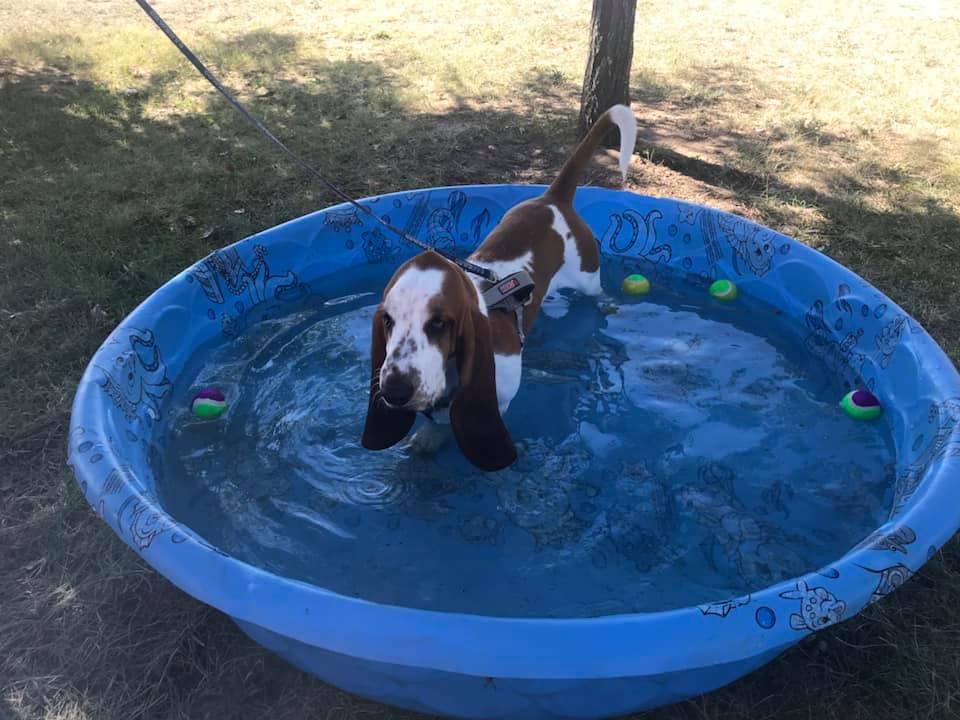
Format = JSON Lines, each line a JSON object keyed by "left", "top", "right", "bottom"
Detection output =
{"left": 514, "top": 304, "right": 527, "bottom": 346}
{"left": 481, "top": 270, "right": 535, "bottom": 346}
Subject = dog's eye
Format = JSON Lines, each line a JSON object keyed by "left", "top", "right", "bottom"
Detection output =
{"left": 427, "top": 317, "right": 447, "bottom": 333}
{"left": 382, "top": 312, "right": 394, "bottom": 330}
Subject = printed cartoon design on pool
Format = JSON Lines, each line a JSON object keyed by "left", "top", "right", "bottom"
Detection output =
{"left": 605, "top": 461, "right": 683, "bottom": 574}
{"left": 876, "top": 315, "right": 908, "bottom": 369}
{"left": 426, "top": 189, "right": 468, "bottom": 251}
{"left": 717, "top": 213, "right": 789, "bottom": 277}
{"left": 96, "top": 328, "right": 171, "bottom": 423}
{"left": 854, "top": 525, "right": 917, "bottom": 554}
{"left": 99, "top": 464, "right": 132, "bottom": 518}
{"left": 698, "top": 593, "right": 752, "bottom": 618}
{"left": 858, "top": 563, "right": 915, "bottom": 604}
{"left": 601, "top": 208, "right": 672, "bottom": 267}
{"left": 188, "top": 244, "right": 303, "bottom": 337}
{"left": 680, "top": 463, "right": 807, "bottom": 586}
{"left": 492, "top": 437, "right": 592, "bottom": 550}
{"left": 804, "top": 298, "right": 869, "bottom": 391}
{"left": 323, "top": 208, "right": 362, "bottom": 233}
{"left": 697, "top": 208, "right": 790, "bottom": 281}
{"left": 779, "top": 580, "right": 846, "bottom": 631}
{"left": 891, "top": 398, "right": 960, "bottom": 518}
{"left": 469, "top": 207, "right": 493, "bottom": 246}
{"left": 118, "top": 493, "right": 172, "bottom": 551}
{"left": 360, "top": 226, "right": 396, "bottom": 264}
{"left": 370, "top": 190, "right": 494, "bottom": 257}
{"left": 69, "top": 186, "right": 960, "bottom": 719}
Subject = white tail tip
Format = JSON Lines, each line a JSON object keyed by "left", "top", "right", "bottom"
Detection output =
{"left": 608, "top": 104, "right": 637, "bottom": 184}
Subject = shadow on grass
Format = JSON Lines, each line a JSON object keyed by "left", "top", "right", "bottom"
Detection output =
{"left": 2, "top": 29, "right": 959, "bottom": 720}
{"left": 529, "top": 62, "right": 960, "bottom": 360}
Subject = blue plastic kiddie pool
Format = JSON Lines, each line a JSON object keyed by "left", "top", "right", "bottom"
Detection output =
{"left": 68, "top": 185, "right": 960, "bottom": 719}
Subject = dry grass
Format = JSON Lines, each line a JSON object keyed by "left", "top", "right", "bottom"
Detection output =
{"left": 1, "top": 1, "right": 959, "bottom": 718}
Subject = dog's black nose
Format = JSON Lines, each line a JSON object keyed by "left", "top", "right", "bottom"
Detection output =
{"left": 381, "top": 374, "right": 414, "bottom": 407}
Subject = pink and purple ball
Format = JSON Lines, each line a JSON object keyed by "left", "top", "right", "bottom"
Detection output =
{"left": 192, "top": 388, "right": 227, "bottom": 419}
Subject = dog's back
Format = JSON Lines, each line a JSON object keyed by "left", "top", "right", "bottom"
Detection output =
{"left": 469, "top": 104, "right": 638, "bottom": 334}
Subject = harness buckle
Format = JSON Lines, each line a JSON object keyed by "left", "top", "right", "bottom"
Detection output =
{"left": 482, "top": 271, "right": 535, "bottom": 347}
{"left": 482, "top": 271, "right": 535, "bottom": 310}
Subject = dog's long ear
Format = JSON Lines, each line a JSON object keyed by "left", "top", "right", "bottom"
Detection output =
{"left": 450, "top": 308, "right": 517, "bottom": 471}
{"left": 361, "top": 307, "right": 415, "bottom": 450}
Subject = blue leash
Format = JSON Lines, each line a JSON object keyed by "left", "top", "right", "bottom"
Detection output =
{"left": 133, "top": 0, "right": 499, "bottom": 282}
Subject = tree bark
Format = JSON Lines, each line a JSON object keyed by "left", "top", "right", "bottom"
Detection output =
{"left": 578, "top": 0, "right": 637, "bottom": 136}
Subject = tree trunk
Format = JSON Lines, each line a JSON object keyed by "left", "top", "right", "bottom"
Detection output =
{"left": 578, "top": 0, "right": 637, "bottom": 136}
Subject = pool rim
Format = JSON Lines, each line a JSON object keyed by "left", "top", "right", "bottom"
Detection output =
{"left": 68, "top": 184, "right": 960, "bottom": 681}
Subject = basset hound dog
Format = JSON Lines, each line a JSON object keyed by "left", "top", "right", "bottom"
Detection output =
{"left": 361, "top": 104, "right": 637, "bottom": 471}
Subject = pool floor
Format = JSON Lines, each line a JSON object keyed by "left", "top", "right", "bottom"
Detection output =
{"left": 154, "top": 260, "right": 895, "bottom": 617}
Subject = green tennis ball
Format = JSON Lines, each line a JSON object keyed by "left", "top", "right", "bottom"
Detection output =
{"left": 709, "top": 279, "right": 738, "bottom": 301}
{"left": 840, "top": 389, "right": 882, "bottom": 421}
{"left": 621, "top": 273, "right": 650, "bottom": 296}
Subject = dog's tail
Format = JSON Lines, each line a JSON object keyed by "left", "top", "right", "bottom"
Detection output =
{"left": 546, "top": 104, "right": 637, "bottom": 205}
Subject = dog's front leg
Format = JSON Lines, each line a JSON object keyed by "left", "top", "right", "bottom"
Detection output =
{"left": 406, "top": 415, "right": 452, "bottom": 456}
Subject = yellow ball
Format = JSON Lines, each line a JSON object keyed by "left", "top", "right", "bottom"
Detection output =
{"left": 621, "top": 273, "right": 650, "bottom": 296}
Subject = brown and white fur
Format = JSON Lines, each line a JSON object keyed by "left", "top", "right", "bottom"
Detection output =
{"left": 361, "top": 104, "right": 637, "bottom": 471}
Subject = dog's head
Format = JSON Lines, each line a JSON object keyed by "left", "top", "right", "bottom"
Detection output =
{"left": 361, "top": 251, "right": 516, "bottom": 471}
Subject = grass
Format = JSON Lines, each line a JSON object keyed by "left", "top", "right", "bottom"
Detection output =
{"left": 1, "top": 0, "right": 959, "bottom": 718}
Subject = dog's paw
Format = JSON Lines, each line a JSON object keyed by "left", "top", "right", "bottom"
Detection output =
{"left": 541, "top": 293, "right": 570, "bottom": 319}
{"left": 406, "top": 422, "right": 451, "bottom": 456}
{"left": 513, "top": 439, "right": 528, "bottom": 459}
{"left": 582, "top": 279, "right": 604, "bottom": 297}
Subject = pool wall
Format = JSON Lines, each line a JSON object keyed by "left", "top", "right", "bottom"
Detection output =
{"left": 68, "top": 185, "right": 960, "bottom": 717}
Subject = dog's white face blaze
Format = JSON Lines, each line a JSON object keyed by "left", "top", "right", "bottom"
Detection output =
{"left": 380, "top": 266, "right": 449, "bottom": 410}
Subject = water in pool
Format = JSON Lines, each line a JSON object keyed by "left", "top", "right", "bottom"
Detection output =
{"left": 154, "top": 259, "right": 895, "bottom": 617}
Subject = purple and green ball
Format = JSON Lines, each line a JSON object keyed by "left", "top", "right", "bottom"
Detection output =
{"left": 192, "top": 388, "right": 227, "bottom": 419}
{"left": 840, "top": 389, "right": 882, "bottom": 421}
